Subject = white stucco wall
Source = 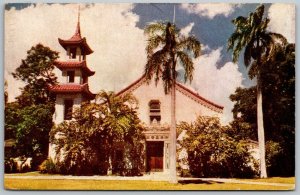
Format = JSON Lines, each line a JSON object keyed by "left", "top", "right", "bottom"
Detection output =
{"left": 53, "top": 93, "right": 83, "bottom": 124}
{"left": 131, "top": 80, "right": 172, "bottom": 125}
{"left": 54, "top": 67, "right": 83, "bottom": 84}
{"left": 175, "top": 87, "right": 221, "bottom": 123}
{"left": 130, "top": 79, "right": 222, "bottom": 126}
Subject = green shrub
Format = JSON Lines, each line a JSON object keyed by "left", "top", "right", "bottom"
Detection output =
{"left": 39, "top": 159, "right": 59, "bottom": 174}
{"left": 4, "top": 158, "right": 18, "bottom": 173}
{"left": 265, "top": 140, "right": 290, "bottom": 177}
{"left": 178, "top": 116, "right": 256, "bottom": 178}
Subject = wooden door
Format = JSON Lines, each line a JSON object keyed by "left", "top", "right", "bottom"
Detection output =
{"left": 146, "top": 141, "right": 164, "bottom": 172}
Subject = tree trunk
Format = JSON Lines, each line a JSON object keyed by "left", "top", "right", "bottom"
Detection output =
{"left": 107, "top": 140, "right": 113, "bottom": 175}
{"left": 257, "top": 72, "right": 267, "bottom": 178}
{"left": 107, "top": 155, "right": 112, "bottom": 175}
{"left": 169, "top": 78, "right": 177, "bottom": 183}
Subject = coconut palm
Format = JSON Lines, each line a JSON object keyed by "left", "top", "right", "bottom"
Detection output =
{"left": 144, "top": 22, "right": 201, "bottom": 183}
{"left": 227, "top": 4, "right": 287, "bottom": 178}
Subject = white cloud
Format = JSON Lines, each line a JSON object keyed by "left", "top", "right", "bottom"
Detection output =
{"left": 180, "top": 22, "right": 194, "bottom": 37}
{"left": 187, "top": 47, "right": 244, "bottom": 124}
{"left": 5, "top": 3, "right": 147, "bottom": 102}
{"left": 4, "top": 70, "right": 24, "bottom": 101}
{"left": 267, "top": 3, "right": 295, "bottom": 43}
{"left": 180, "top": 3, "right": 238, "bottom": 19}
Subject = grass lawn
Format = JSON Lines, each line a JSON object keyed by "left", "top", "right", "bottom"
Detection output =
{"left": 232, "top": 177, "right": 295, "bottom": 184}
{"left": 4, "top": 178, "right": 294, "bottom": 190}
{"left": 4, "top": 173, "right": 295, "bottom": 190}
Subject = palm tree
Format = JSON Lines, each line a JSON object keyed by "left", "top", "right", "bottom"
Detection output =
{"left": 227, "top": 4, "right": 287, "bottom": 178}
{"left": 96, "top": 91, "right": 140, "bottom": 175}
{"left": 144, "top": 22, "right": 201, "bottom": 183}
{"left": 51, "top": 90, "right": 144, "bottom": 175}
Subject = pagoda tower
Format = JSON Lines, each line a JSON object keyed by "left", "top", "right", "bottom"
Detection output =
{"left": 50, "top": 10, "right": 95, "bottom": 125}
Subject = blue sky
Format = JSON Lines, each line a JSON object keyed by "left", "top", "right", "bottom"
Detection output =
{"left": 133, "top": 3, "right": 266, "bottom": 87}
{"left": 4, "top": 3, "right": 295, "bottom": 124}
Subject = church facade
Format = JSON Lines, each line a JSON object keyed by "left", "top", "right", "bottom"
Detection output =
{"left": 49, "top": 13, "right": 223, "bottom": 174}
{"left": 115, "top": 75, "right": 223, "bottom": 173}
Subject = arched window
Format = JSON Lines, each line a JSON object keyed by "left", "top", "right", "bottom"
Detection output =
{"left": 149, "top": 100, "right": 161, "bottom": 124}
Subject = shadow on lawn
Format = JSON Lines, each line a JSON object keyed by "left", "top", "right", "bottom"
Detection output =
{"left": 178, "top": 179, "right": 223, "bottom": 185}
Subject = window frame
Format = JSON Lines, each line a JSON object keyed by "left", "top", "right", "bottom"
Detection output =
{"left": 64, "top": 99, "right": 74, "bottom": 120}
{"left": 67, "top": 71, "right": 75, "bottom": 83}
{"left": 70, "top": 47, "right": 77, "bottom": 59}
{"left": 149, "top": 100, "right": 161, "bottom": 124}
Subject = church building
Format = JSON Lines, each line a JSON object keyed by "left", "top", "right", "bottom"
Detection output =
{"left": 49, "top": 12, "right": 223, "bottom": 174}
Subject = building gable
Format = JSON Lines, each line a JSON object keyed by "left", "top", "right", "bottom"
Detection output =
{"left": 116, "top": 74, "right": 223, "bottom": 111}
{"left": 116, "top": 74, "right": 223, "bottom": 125}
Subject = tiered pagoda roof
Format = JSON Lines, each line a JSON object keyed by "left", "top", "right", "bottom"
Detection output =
{"left": 54, "top": 60, "right": 95, "bottom": 76}
{"left": 51, "top": 9, "right": 95, "bottom": 101}
{"left": 49, "top": 83, "right": 95, "bottom": 99}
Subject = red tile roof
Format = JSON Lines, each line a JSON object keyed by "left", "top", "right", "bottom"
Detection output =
{"left": 116, "top": 74, "right": 223, "bottom": 112}
{"left": 54, "top": 60, "right": 95, "bottom": 76}
{"left": 58, "top": 38, "right": 93, "bottom": 55}
{"left": 49, "top": 83, "right": 95, "bottom": 100}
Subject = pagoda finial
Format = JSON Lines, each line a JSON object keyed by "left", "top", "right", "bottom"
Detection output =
{"left": 78, "top": 5, "right": 80, "bottom": 25}
{"left": 74, "top": 5, "right": 81, "bottom": 38}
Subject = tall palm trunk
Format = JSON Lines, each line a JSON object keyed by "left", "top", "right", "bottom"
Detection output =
{"left": 257, "top": 71, "right": 267, "bottom": 178}
{"left": 107, "top": 139, "right": 113, "bottom": 175}
{"left": 169, "top": 77, "right": 177, "bottom": 183}
{"left": 107, "top": 155, "right": 112, "bottom": 175}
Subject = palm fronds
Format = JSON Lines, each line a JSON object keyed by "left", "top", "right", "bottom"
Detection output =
{"left": 144, "top": 22, "right": 166, "bottom": 36}
{"left": 146, "top": 35, "right": 165, "bottom": 57}
{"left": 177, "top": 36, "right": 201, "bottom": 58}
{"left": 227, "top": 4, "right": 288, "bottom": 78}
{"left": 177, "top": 51, "right": 194, "bottom": 83}
{"left": 144, "top": 21, "right": 201, "bottom": 94}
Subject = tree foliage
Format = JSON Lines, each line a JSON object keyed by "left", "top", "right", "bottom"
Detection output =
{"left": 229, "top": 41, "right": 295, "bottom": 176}
{"left": 5, "top": 44, "right": 59, "bottom": 170}
{"left": 12, "top": 43, "right": 58, "bottom": 106}
{"left": 229, "top": 87, "right": 257, "bottom": 141}
{"left": 50, "top": 91, "right": 145, "bottom": 176}
{"left": 144, "top": 22, "right": 201, "bottom": 93}
{"left": 178, "top": 116, "right": 256, "bottom": 178}
{"left": 261, "top": 43, "right": 295, "bottom": 139}
{"left": 261, "top": 41, "right": 295, "bottom": 176}
{"left": 227, "top": 5, "right": 286, "bottom": 71}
